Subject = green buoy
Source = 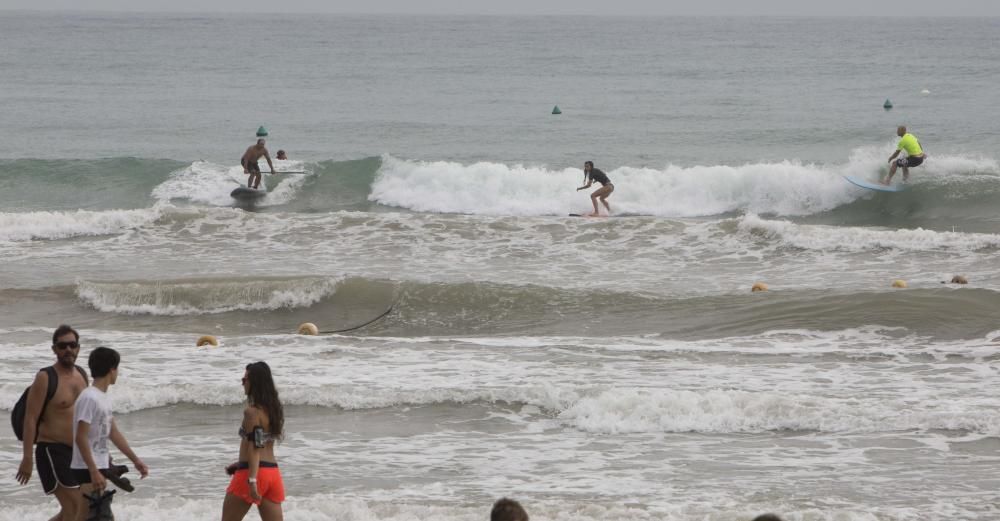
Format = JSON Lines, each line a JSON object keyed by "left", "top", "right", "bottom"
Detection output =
{"left": 883, "top": 99, "right": 893, "bottom": 110}
{"left": 256, "top": 125, "right": 269, "bottom": 137}
{"left": 552, "top": 105, "right": 561, "bottom": 115}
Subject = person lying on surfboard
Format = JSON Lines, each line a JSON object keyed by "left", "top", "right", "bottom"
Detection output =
{"left": 240, "top": 139, "right": 275, "bottom": 190}
{"left": 576, "top": 161, "right": 614, "bottom": 216}
{"left": 882, "top": 126, "right": 926, "bottom": 185}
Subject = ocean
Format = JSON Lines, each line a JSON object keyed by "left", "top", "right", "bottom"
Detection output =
{"left": 1, "top": 11, "right": 1000, "bottom": 521}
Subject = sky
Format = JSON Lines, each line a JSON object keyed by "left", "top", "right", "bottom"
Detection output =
{"left": 1, "top": 0, "right": 999, "bottom": 16}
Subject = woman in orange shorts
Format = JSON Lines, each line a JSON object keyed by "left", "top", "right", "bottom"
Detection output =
{"left": 222, "top": 361, "right": 285, "bottom": 521}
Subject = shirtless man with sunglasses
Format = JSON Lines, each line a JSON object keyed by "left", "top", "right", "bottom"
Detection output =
{"left": 16, "top": 325, "right": 90, "bottom": 521}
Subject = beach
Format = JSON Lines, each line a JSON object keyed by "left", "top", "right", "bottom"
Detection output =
{"left": 1, "top": 12, "right": 999, "bottom": 521}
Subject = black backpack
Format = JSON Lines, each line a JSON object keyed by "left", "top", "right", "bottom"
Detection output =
{"left": 11, "top": 365, "right": 89, "bottom": 442}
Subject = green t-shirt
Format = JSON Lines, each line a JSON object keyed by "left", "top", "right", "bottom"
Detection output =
{"left": 897, "top": 133, "right": 923, "bottom": 156}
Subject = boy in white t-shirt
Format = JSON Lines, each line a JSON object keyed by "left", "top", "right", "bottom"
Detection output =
{"left": 71, "top": 347, "right": 149, "bottom": 515}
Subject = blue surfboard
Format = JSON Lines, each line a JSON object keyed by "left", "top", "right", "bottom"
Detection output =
{"left": 843, "top": 175, "right": 906, "bottom": 193}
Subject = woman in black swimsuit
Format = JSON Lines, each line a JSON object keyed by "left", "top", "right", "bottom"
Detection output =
{"left": 576, "top": 161, "right": 614, "bottom": 216}
{"left": 222, "top": 361, "right": 285, "bottom": 521}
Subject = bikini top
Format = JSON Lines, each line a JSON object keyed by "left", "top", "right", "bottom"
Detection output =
{"left": 238, "top": 426, "right": 275, "bottom": 448}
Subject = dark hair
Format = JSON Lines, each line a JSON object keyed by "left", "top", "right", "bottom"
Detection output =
{"left": 88, "top": 347, "right": 120, "bottom": 378}
{"left": 52, "top": 324, "right": 79, "bottom": 345}
{"left": 751, "top": 515, "right": 784, "bottom": 521}
{"left": 491, "top": 498, "right": 528, "bottom": 521}
{"left": 584, "top": 161, "right": 594, "bottom": 168}
{"left": 245, "top": 361, "right": 284, "bottom": 440}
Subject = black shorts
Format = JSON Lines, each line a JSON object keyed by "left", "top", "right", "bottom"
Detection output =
{"left": 72, "top": 468, "right": 100, "bottom": 484}
{"left": 243, "top": 158, "right": 261, "bottom": 173}
{"left": 896, "top": 155, "right": 924, "bottom": 168}
{"left": 36, "top": 442, "right": 79, "bottom": 494}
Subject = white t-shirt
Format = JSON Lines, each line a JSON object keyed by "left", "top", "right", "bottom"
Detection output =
{"left": 71, "top": 386, "right": 113, "bottom": 470}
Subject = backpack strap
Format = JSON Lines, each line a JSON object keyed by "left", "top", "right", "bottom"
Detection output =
{"left": 32, "top": 366, "right": 59, "bottom": 438}
{"left": 76, "top": 365, "right": 89, "bottom": 386}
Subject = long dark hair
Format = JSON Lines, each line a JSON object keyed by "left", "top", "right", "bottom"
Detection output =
{"left": 245, "top": 361, "right": 284, "bottom": 440}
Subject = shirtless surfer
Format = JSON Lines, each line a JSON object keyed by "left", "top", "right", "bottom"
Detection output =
{"left": 241, "top": 139, "right": 275, "bottom": 190}
{"left": 576, "top": 161, "right": 614, "bottom": 216}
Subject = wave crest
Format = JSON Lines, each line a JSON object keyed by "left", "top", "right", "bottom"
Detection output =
{"left": 76, "top": 276, "right": 342, "bottom": 315}
{"left": 739, "top": 214, "right": 1000, "bottom": 252}
{"left": 0, "top": 207, "right": 164, "bottom": 242}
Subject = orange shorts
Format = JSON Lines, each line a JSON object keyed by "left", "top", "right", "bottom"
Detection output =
{"left": 226, "top": 467, "right": 285, "bottom": 505}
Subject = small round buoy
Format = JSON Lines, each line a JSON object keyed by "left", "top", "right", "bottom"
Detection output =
{"left": 196, "top": 335, "right": 218, "bottom": 347}
{"left": 297, "top": 322, "right": 319, "bottom": 336}
{"left": 950, "top": 275, "right": 968, "bottom": 284}
{"left": 891, "top": 279, "right": 907, "bottom": 289}
{"left": 751, "top": 282, "right": 768, "bottom": 292}
{"left": 552, "top": 105, "right": 562, "bottom": 115}
{"left": 256, "top": 125, "right": 269, "bottom": 138}
{"left": 883, "top": 99, "right": 893, "bottom": 110}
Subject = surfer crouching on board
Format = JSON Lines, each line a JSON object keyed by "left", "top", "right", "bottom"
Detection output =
{"left": 576, "top": 161, "right": 614, "bottom": 216}
{"left": 241, "top": 139, "right": 275, "bottom": 190}
{"left": 882, "top": 126, "right": 925, "bottom": 185}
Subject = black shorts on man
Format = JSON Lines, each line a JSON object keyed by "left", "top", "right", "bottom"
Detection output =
{"left": 896, "top": 155, "right": 924, "bottom": 168}
{"left": 36, "top": 442, "right": 80, "bottom": 494}
{"left": 243, "top": 158, "right": 261, "bottom": 173}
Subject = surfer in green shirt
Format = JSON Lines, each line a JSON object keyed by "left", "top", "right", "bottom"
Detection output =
{"left": 882, "top": 126, "right": 926, "bottom": 185}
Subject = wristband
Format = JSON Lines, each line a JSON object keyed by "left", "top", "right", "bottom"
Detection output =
{"left": 247, "top": 477, "right": 257, "bottom": 483}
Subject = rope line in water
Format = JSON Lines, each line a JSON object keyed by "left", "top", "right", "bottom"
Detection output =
{"left": 318, "top": 300, "right": 396, "bottom": 334}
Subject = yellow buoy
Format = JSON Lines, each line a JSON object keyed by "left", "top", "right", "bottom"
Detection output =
{"left": 891, "top": 279, "right": 907, "bottom": 289}
{"left": 196, "top": 335, "right": 218, "bottom": 347}
{"left": 297, "top": 322, "right": 319, "bottom": 336}
{"left": 950, "top": 275, "right": 968, "bottom": 284}
{"left": 751, "top": 282, "right": 768, "bottom": 292}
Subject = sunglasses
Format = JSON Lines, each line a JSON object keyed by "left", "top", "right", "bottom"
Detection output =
{"left": 54, "top": 341, "right": 80, "bottom": 350}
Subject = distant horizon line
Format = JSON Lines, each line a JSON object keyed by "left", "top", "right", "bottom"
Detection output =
{"left": 1, "top": 8, "right": 996, "bottom": 18}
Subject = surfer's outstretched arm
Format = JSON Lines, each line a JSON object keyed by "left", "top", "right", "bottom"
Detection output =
{"left": 577, "top": 181, "right": 592, "bottom": 191}
{"left": 264, "top": 150, "right": 275, "bottom": 174}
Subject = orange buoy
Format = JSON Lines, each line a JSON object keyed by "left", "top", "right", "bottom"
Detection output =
{"left": 196, "top": 335, "right": 218, "bottom": 347}
{"left": 297, "top": 323, "right": 319, "bottom": 336}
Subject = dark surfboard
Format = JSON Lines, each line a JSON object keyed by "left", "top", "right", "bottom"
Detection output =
{"left": 230, "top": 186, "right": 267, "bottom": 201}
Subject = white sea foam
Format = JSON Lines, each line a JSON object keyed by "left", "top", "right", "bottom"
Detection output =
{"left": 151, "top": 160, "right": 244, "bottom": 205}
{"left": 842, "top": 144, "right": 1000, "bottom": 181}
{"left": 369, "top": 150, "right": 1000, "bottom": 217}
{"left": 84, "top": 383, "right": 999, "bottom": 435}
{"left": 76, "top": 276, "right": 342, "bottom": 315}
{"left": 3, "top": 322, "right": 1000, "bottom": 443}
{"left": 739, "top": 214, "right": 1000, "bottom": 252}
{"left": 0, "top": 326, "right": 997, "bottom": 519}
{"left": 151, "top": 160, "right": 310, "bottom": 206}
{"left": 0, "top": 207, "right": 164, "bottom": 242}
{"left": 0, "top": 493, "right": 942, "bottom": 521}
{"left": 369, "top": 155, "right": 857, "bottom": 217}
{"left": 558, "top": 387, "right": 1000, "bottom": 435}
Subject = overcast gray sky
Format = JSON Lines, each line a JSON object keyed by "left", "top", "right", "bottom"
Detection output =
{"left": 1, "top": 0, "right": 998, "bottom": 16}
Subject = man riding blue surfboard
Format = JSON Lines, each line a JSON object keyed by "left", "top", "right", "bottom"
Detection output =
{"left": 882, "top": 126, "right": 926, "bottom": 185}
